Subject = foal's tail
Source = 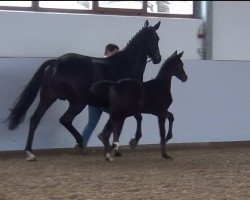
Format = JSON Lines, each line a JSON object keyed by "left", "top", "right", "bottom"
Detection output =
{"left": 90, "top": 80, "right": 115, "bottom": 96}
{"left": 6, "top": 59, "right": 57, "bottom": 130}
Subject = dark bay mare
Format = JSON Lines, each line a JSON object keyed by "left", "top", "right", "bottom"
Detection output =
{"left": 6, "top": 20, "right": 161, "bottom": 161}
{"left": 92, "top": 51, "right": 187, "bottom": 161}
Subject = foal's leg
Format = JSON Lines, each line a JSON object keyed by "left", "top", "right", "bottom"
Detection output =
{"left": 130, "top": 114, "right": 142, "bottom": 148}
{"left": 158, "top": 115, "right": 172, "bottom": 159}
{"left": 98, "top": 119, "right": 113, "bottom": 161}
{"left": 109, "top": 117, "right": 126, "bottom": 157}
{"left": 99, "top": 116, "right": 125, "bottom": 160}
{"left": 165, "top": 111, "right": 174, "bottom": 143}
{"left": 59, "top": 101, "right": 85, "bottom": 155}
{"left": 112, "top": 117, "right": 126, "bottom": 157}
{"left": 25, "top": 95, "right": 56, "bottom": 161}
{"left": 111, "top": 117, "right": 125, "bottom": 158}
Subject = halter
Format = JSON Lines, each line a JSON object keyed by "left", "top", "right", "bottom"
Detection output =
{"left": 146, "top": 57, "right": 152, "bottom": 63}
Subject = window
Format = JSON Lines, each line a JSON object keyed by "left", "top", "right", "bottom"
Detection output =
{"left": 39, "top": 1, "right": 92, "bottom": 10}
{"left": 0, "top": 1, "right": 194, "bottom": 18}
{"left": 98, "top": 1, "right": 143, "bottom": 10}
{"left": 0, "top": 1, "right": 31, "bottom": 7}
{"left": 147, "top": 1, "right": 193, "bottom": 15}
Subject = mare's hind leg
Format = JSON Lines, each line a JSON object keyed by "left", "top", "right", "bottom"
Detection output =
{"left": 59, "top": 101, "right": 86, "bottom": 155}
{"left": 25, "top": 95, "right": 56, "bottom": 161}
{"left": 158, "top": 115, "right": 172, "bottom": 160}
{"left": 130, "top": 114, "right": 142, "bottom": 149}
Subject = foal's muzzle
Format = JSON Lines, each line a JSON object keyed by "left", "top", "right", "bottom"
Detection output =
{"left": 180, "top": 74, "right": 188, "bottom": 82}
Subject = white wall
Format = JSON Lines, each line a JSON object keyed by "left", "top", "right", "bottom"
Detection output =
{"left": 0, "top": 10, "right": 203, "bottom": 60}
{"left": 0, "top": 10, "right": 203, "bottom": 151}
{"left": 1, "top": 4, "right": 250, "bottom": 151}
{"left": 212, "top": 1, "right": 250, "bottom": 60}
{"left": 1, "top": 58, "right": 250, "bottom": 151}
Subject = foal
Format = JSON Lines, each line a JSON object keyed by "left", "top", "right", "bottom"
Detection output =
{"left": 94, "top": 51, "right": 188, "bottom": 161}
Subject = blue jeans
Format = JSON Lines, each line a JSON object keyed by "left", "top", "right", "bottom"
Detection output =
{"left": 82, "top": 105, "right": 109, "bottom": 147}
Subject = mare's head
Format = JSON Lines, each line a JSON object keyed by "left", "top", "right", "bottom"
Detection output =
{"left": 143, "top": 20, "right": 162, "bottom": 64}
{"left": 125, "top": 20, "right": 162, "bottom": 64}
{"left": 157, "top": 51, "right": 188, "bottom": 82}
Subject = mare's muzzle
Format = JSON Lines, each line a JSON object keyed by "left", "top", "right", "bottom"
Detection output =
{"left": 152, "top": 54, "right": 161, "bottom": 64}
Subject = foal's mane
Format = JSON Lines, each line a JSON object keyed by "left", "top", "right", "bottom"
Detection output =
{"left": 164, "top": 52, "right": 178, "bottom": 65}
{"left": 156, "top": 52, "right": 178, "bottom": 78}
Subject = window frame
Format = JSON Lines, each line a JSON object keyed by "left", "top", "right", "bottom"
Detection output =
{"left": 0, "top": 1, "right": 196, "bottom": 19}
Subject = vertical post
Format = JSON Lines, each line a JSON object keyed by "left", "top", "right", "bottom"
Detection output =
{"left": 193, "top": 1, "right": 213, "bottom": 60}
{"left": 32, "top": 1, "right": 39, "bottom": 11}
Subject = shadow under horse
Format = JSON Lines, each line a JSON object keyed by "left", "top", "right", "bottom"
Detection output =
{"left": 6, "top": 20, "right": 161, "bottom": 161}
{"left": 92, "top": 51, "right": 187, "bottom": 161}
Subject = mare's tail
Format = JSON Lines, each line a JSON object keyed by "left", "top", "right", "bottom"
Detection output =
{"left": 6, "top": 59, "right": 57, "bottom": 130}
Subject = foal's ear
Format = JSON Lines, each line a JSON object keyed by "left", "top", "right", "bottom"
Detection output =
{"left": 153, "top": 21, "right": 161, "bottom": 30}
{"left": 173, "top": 50, "right": 177, "bottom": 56}
{"left": 178, "top": 51, "right": 184, "bottom": 58}
{"left": 144, "top": 20, "right": 149, "bottom": 28}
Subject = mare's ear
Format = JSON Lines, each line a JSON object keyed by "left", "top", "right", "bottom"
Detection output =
{"left": 173, "top": 50, "right": 177, "bottom": 56}
{"left": 153, "top": 21, "right": 161, "bottom": 30}
{"left": 144, "top": 20, "right": 149, "bottom": 28}
{"left": 178, "top": 51, "right": 184, "bottom": 57}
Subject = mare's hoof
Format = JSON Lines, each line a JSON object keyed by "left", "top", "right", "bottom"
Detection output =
{"left": 26, "top": 155, "right": 37, "bottom": 162}
{"left": 81, "top": 147, "right": 88, "bottom": 156}
{"left": 75, "top": 144, "right": 87, "bottom": 155}
{"left": 114, "top": 151, "right": 122, "bottom": 157}
{"left": 129, "top": 138, "right": 138, "bottom": 149}
{"left": 75, "top": 144, "right": 81, "bottom": 150}
{"left": 26, "top": 151, "right": 37, "bottom": 162}
{"left": 162, "top": 154, "right": 173, "bottom": 160}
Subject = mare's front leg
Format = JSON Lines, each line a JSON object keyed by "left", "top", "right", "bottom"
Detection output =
{"left": 98, "top": 119, "right": 113, "bottom": 161}
{"left": 129, "top": 113, "right": 142, "bottom": 148}
{"left": 158, "top": 114, "right": 172, "bottom": 160}
{"left": 59, "top": 101, "right": 86, "bottom": 155}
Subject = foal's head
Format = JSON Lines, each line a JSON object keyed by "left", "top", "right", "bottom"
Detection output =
{"left": 157, "top": 51, "right": 188, "bottom": 82}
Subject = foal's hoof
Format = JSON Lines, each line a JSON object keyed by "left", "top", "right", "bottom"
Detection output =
{"left": 26, "top": 156, "right": 37, "bottom": 162}
{"left": 106, "top": 153, "right": 114, "bottom": 162}
{"left": 26, "top": 151, "right": 37, "bottom": 162}
{"left": 162, "top": 154, "right": 173, "bottom": 160}
{"left": 111, "top": 143, "right": 115, "bottom": 150}
{"left": 129, "top": 138, "right": 138, "bottom": 149}
{"left": 114, "top": 151, "right": 122, "bottom": 157}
